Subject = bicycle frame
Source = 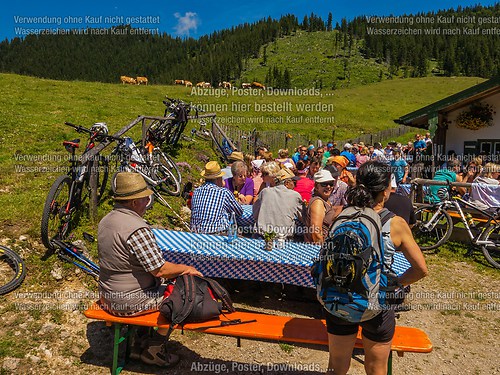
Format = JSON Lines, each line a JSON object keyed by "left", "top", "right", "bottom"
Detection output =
{"left": 423, "top": 195, "right": 499, "bottom": 246}
{"left": 51, "top": 238, "right": 100, "bottom": 278}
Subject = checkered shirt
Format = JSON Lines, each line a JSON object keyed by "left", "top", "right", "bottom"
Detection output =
{"left": 190, "top": 181, "right": 243, "bottom": 234}
{"left": 127, "top": 227, "right": 165, "bottom": 272}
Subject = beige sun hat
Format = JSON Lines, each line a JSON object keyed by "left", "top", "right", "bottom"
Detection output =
{"left": 228, "top": 151, "right": 244, "bottom": 161}
{"left": 201, "top": 161, "right": 225, "bottom": 179}
{"left": 114, "top": 172, "right": 153, "bottom": 200}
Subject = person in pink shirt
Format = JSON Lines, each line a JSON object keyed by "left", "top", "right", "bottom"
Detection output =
{"left": 294, "top": 160, "right": 315, "bottom": 203}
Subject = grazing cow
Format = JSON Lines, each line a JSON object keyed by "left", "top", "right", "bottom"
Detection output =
{"left": 185, "top": 80, "right": 193, "bottom": 87}
{"left": 203, "top": 82, "right": 212, "bottom": 88}
{"left": 196, "top": 82, "right": 205, "bottom": 87}
{"left": 241, "top": 82, "right": 251, "bottom": 89}
{"left": 120, "top": 75, "right": 137, "bottom": 84}
{"left": 136, "top": 76, "right": 148, "bottom": 85}
{"left": 219, "top": 81, "right": 232, "bottom": 89}
{"left": 251, "top": 81, "right": 265, "bottom": 90}
{"left": 174, "top": 79, "right": 185, "bottom": 85}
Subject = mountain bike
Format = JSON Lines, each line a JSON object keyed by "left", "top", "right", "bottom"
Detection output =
{"left": 50, "top": 233, "right": 100, "bottom": 279}
{"left": 0, "top": 245, "right": 26, "bottom": 295}
{"left": 111, "top": 136, "right": 181, "bottom": 204}
{"left": 40, "top": 122, "right": 110, "bottom": 250}
{"left": 412, "top": 188, "right": 500, "bottom": 269}
{"left": 145, "top": 97, "right": 193, "bottom": 147}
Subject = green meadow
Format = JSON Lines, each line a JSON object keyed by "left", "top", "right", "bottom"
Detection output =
{"left": 0, "top": 73, "right": 484, "bottom": 238}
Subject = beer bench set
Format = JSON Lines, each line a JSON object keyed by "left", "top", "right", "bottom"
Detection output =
{"left": 84, "top": 302, "right": 432, "bottom": 375}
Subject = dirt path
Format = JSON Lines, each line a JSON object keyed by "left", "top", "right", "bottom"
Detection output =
{"left": 1, "top": 248, "right": 499, "bottom": 374}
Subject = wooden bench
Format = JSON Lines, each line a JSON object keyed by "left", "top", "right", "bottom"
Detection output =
{"left": 84, "top": 302, "right": 432, "bottom": 375}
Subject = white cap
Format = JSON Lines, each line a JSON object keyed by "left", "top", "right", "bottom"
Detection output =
{"left": 251, "top": 159, "right": 265, "bottom": 170}
{"left": 313, "top": 170, "right": 335, "bottom": 183}
{"left": 344, "top": 143, "right": 352, "bottom": 150}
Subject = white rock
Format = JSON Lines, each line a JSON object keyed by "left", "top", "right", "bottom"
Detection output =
{"left": 51, "top": 265, "right": 63, "bottom": 281}
{"left": 43, "top": 349, "right": 52, "bottom": 358}
{"left": 28, "top": 355, "right": 41, "bottom": 363}
{"left": 38, "top": 322, "right": 57, "bottom": 335}
{"left": 19, "top": 235, "right": 28, "bottom": 241}
{"left": 2, "top": 357, "right": 20, "bottom": 371}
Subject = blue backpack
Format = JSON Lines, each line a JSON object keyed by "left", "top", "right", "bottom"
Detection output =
{"left": 311, "top": 206, "right": 396, "bottom": 323}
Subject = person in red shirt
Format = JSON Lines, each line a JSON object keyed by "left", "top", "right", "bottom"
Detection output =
{"left": 294, "top": 160, "right": 315, "bottom": 203}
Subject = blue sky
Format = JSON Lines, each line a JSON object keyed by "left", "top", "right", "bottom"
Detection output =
{"left": 1, "top": 0, "right": 498, "bottom": 41}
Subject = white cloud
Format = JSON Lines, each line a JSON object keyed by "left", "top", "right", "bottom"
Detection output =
{"left": 173, "top": 12, "right": 198, "bottom": 36}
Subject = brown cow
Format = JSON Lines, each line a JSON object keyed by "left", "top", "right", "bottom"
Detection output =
{"left": 251, "top": 81, "right": 265, "bottom": 90}
{"left": 174, "top": 79, "right": 185, "bottom": 85}
{"left": 136, "top": 76, "right": 148, "bottom": 85}
{"left": 184, "top": 80, "right": 193, "bottom": 87}
{"left": 241, "top": 82, "right": 251, "bottom": 89}
{"left": 203, "top": 82, "right": 212, "bottom": 88}
{"left": 219, "top": 81, "right": 232, "bottom": 89}
{"left": 196, "top": 82, "right": 205, "bottom": 87}
{"left": 120, "top": 76, "right": 137, "bottom": 84}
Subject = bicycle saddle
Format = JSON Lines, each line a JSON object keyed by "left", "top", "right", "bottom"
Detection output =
{"left": 63, "top": 139, "right": 80, "bottom": 153}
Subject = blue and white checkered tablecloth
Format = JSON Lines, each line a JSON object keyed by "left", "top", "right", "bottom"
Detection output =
{"left": 236, "top": 205, "right": 254, "bottom": 228}
{"left": 152, "top": 229, "right": 411, "bottom": 288}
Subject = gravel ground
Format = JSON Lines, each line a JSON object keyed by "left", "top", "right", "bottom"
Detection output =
{"left": 1, "top": 249, "right": 499, "bottom": 375}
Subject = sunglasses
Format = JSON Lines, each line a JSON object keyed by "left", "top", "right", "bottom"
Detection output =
{"left": 320, "top": 181, "right": 335, "bottom": 187}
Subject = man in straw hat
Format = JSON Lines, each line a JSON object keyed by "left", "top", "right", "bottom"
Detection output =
{"left": 221, "top": 150, "right": 244, "bottom": 180}
{"left": 253, "top": 167, "right": 303, "bottom": 238}
{"left": 191, "top": 161, "right": 243, "bottom": 234}
{"left": 98, "top": 172, "right": 201, "bottom": 367}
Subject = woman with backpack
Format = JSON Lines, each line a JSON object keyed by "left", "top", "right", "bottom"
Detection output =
{"left": 326, "top": 160, "right": 428, "bottom": 375}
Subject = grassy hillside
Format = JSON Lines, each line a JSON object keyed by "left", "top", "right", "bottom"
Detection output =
{"left": 240, "top": 30, "right": 388, "bottom": 89}
{"left": 0, "top": 73, "right": 485, "bottom": 239}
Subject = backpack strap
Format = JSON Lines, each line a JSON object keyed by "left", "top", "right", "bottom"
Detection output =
{"left": 379, "top": 208, "right": 396, "bottom": 226}
{"left": 165, "top": 274, "right": 197, "bottom": 339}
{"left": 203, "top": 277, "right": 235, "bottom": 313}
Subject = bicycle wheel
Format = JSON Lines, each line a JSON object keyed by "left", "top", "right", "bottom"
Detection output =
{"left": 412, "top": 205, "right": 453, "bottom": 250}
{"left": 154, "top": 149, "right": 182, "bottom": 188}
{"left": 41, "top": 175, "right": 72, "bottom": 249}
{"left": 0, "top": 246, "right": 26, "bottom": 295}
{"left": 150, "top": 163, "right": 181, "bottom": 197}
{"left": 479, "top": 223, "right": 500, "bottom": 269}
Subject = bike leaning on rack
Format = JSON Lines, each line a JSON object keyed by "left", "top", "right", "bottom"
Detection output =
{"left": 111, "top": 135, "right": 181, "bottom": 206}
{"left": 40, "top": 122, "right": 110, "bottom": 250}
{"left": 412, "top": 188, "right": 500, "bottom": 269}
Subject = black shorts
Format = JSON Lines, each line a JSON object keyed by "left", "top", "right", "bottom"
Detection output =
{"left": 325, "top": 309, "right": 395, "bottom": 343}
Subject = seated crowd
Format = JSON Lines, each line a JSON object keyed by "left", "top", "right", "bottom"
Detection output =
{"left": 190, "top": 137, "right": 500, "bottom": 240}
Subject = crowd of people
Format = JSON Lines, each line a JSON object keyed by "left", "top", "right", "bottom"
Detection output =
{"left": 188, "top": 131, "right": 499, "bottom": 241}
{"left": 96, "top": 130, "right": 498, "bottom": 372}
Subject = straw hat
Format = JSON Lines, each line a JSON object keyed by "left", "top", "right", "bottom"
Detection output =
{"left": 228, "top": 151, "right": 244, "bottom": 161}
{"left": 201, "top": 161, "right": 225, "bottom": 179}
{"left": 114, "top": 172, "right": 153, "bottom": 200}
{"left": 276, "top": 167, "right": 298, "bottom": 181}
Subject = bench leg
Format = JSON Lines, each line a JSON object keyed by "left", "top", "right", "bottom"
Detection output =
{"left": 387, "top": 351, "right": 393, "bottom": 375}
{"left": 112, "top": 323, "right": 122, "bottom": 375}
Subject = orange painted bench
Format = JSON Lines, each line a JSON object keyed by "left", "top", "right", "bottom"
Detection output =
{"left": 84, "top": 302, "right": 432, "bottom": 375}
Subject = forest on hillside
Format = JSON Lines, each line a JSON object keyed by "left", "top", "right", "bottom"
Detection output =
{"left": 0, "top": 4, "right": 498, "bottom": 86}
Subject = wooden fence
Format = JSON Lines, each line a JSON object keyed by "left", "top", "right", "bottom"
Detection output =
{"left": 218, "top": 124, "right": 416, "bottom": 156}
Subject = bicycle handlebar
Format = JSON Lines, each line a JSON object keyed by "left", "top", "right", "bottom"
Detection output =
{"left": 65, "top": 122, "right": 92, "bottom": 134}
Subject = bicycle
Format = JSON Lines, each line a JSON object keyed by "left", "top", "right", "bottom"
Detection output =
{"left": 110, "top": 135, "right": 181, "bottom": 204}
{"left": 190, "top": 118, "right": 213, "bottom": 141}
{"left": 0, "top": 245, "right": 27, "bottom": 295}
{"left": 40, "top": 122, "right": 110, "bottom": 250}
{"left": 412, "top": 188, "right": 500, "bottom": 269}
{"left": 146, "top": 97, "right": 194, "bottom": 147}
{"left": 49, "top": 233, "right": 100, "bottom": 279}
